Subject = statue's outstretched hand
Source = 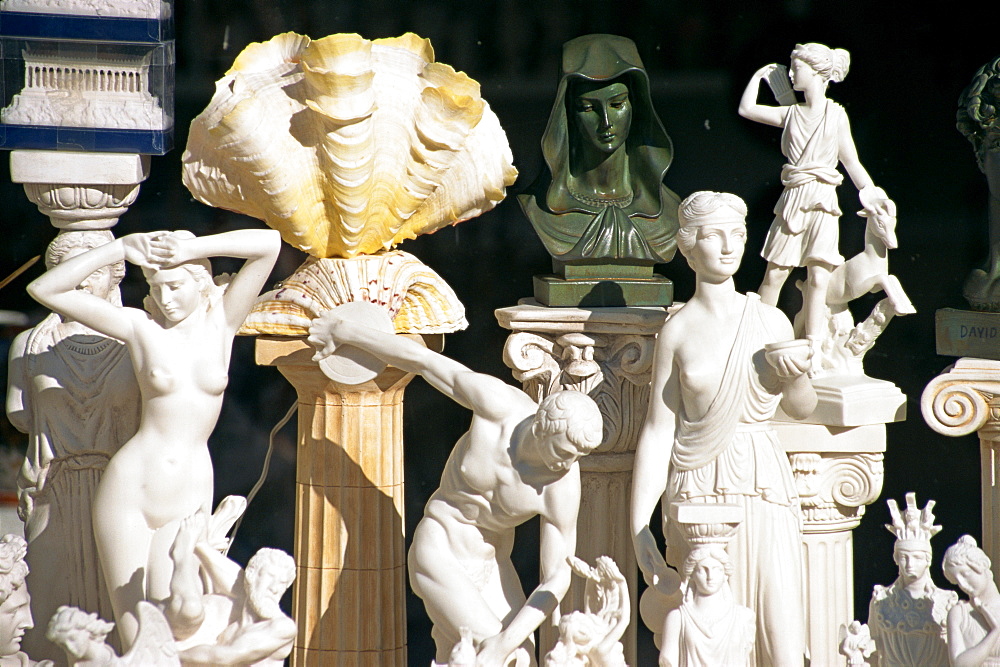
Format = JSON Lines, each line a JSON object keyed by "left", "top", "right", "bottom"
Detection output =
{"left": 858, "top": 186, "right": 897, "bottom": 226}
{"left": 635, "top": 530, "right": 679, "bottom": 594}
{"left": 476, "top": 635, "right": 515, "bottom": 667}
{"left": 307, "top": 311, "right": 347, "bottom": 361}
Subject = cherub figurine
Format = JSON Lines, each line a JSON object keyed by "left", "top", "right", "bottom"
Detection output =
{"left": 838, "top": 621, "right": 875, "bottom": 667}
{"left": 943, "top": 535, "right": 1000, "bottom": 667}
{"left": 868, "top": 493, "right": 956, "bottom": 667}
{"left": 308, "top": 306, "right": 604, "bottom": 666}
{"left": 660, "top": 545, "right": 755, "bottom": 667}
{"left": 46, "top": 602, "right": 178, "bottom": 666}
{"left": 738, "top": 43, "right": 896, "bottom": 342}
{"left": 543, "top": 556, "right": 629, "bottom": 667}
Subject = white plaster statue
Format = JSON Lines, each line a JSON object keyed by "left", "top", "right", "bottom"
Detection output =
{"left": 943, "top": 535, "right": 1000, "bottom": 667}
{"left": 6, "top": 230, "right": 140, "bottom": 662}
{"left": 630, "top": 191, "right": 817, "bottom": 667}
{"left": 738, "top": 43, "right": 896, "bottom": 342}
{"left": 660, "top": 544, "right": 755, "bottom": 667}
{"left": 543, "top": 556, "right": 629, "bottom": 667}
{"left": 806, "top": 207, "right": 915, "bottom": 375}
{"left": 839, "top": 621, "right": 875, "bottom": 667}
{"left": 46, "top": 602, "right": 178, "bottom": 666}
{"left": 164, "top": 509, "right": 296, "bottom": 666}
{"left": 25, "top": 228, "right": 281, "bottom": 648}
{"left": 0, "top": 535, "right": 50, "bottom": 667}
{"left": 307, "top": 308, "right": 605, "bottom": 667}
{"left": 868, "top": 493, "right": 956, "bottom": 667}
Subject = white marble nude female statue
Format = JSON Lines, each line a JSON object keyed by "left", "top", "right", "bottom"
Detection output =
{"left": 630, "top": 191, "right": 817, "bottom": 667}
{"left": 738, "top": 43, "right": 895, "bottom": 340}
{"left": 26, "top": 228, "right": 280, "bottom": 648}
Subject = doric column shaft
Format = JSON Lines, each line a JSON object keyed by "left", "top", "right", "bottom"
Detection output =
{"left": 778, "top": 423, "right": 886, "bottom": 667}
{"left": 257, "top": 337, "right": 421, "bottom": 667}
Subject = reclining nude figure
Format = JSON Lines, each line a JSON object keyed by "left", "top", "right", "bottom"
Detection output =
{"left": 630, "top": 192, "right": 817, "bottom": 667}
{"left": 26, "top": 228, "right": 281, "bottom": 648}
{"left": 308, "top": 308, "right": 604, "bottom": 666}
{"left": 165, "top": 510, "right": 296, "bottom": 666}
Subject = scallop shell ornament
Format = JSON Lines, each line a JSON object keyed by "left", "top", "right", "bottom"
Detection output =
{"left": 240, "top": 250, "right": 467, "bottom": 336}
{"left": 182, "top": 32, "right": 518, "bottom": 259}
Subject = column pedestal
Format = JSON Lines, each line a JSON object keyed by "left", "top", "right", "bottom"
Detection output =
{"left": 775, "top": 422, "right": 886, "bottom": 667}
{"left": 256, "top": 334, "right": 440, "bottom": 667}
{"left": 10, "top": 150, "right": 149, "bottom": 230}
{"left": 496, "top": 300, "right": 667, "bottom": 665}
{"left": 922, "top": 357, "right": 1000, "bottom": 581}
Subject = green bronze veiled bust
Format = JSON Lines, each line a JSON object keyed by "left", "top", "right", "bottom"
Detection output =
{"left": 519, "top": 35, "right": 680, "bottom": 306}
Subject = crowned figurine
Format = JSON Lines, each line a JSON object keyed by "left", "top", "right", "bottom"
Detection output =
{"left": 868, "top": 493, "right": 957, "bottom": 667}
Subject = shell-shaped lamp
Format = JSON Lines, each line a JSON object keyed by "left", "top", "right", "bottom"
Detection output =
{"left": 182, "top": 32, "right": 518, "bottom": 259}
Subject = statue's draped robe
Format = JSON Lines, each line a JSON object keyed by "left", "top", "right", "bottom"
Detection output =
{"left": 762, "top": 100, "right": 847, "bottom": 269}
{"left": 665, "top": 294, "right": 804, "bottom": 667}
{"left": 944, "top": 602, "right": 1000, "bottom": 667}
{"left": 16, "top": 314, "right": 139, "bottom": 659}
{"left": 868, "top": 580, "right": 956, "bottom": 667}
{"left": 676, "top": 589, "right": 755, "bottom": 667}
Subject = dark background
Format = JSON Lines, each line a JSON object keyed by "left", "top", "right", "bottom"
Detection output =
{"left": 0, "top": 1, "right": 993, "bottom": 663}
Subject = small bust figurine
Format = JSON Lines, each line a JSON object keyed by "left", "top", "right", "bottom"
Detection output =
{"left": 518, "top": 34, "right": 681, "bottom": 306}
{"left": 943, "top": 535, "right": 1000, "bottom": 667}
{"left": 0, "top": 535, "right": 44, "bottom": 667}
{"left": 868, "top": 493, "right": 956, "bottom": 667}
{"left": 957, "top": 55, "right": 1000, "bottom": 311}
{"left": 660, "top": 545, "right": 755, "bottom": 667}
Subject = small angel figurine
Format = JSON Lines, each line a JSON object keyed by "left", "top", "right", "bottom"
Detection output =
{"left": 46, "top": 602, "right": 179, "bottom": 666}
{"left": 943, "top": 535, "right": 1000, "bottom": 667}
{"left": 543, "top": 556, "right": 629, "bottom": 667}
{"left": 738, "top": 43, "right": 896, "bottom": 341}
{"left": 838, "top": 621, "right": 875, "bottom": 667}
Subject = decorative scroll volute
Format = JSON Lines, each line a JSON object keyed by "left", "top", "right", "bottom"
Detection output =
{"left": 790, "top": 452, "right": 885, "bottom": 530}
{"left": 921, "top": 360, "right": 1000, "bottom": 439}
{"left": 501, "top": 330, "right": 657, "bottom": 453}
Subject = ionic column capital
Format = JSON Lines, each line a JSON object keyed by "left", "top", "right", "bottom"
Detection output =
{"left": 789, "top": 451, "right": 885, "bottom": 531}
{"left": 921, "top": 358, "right": 1000, "bottom": 439}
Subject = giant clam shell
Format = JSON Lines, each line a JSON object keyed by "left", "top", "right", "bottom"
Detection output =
{"left": 183, "top": 32, "right": 517, "bottom": 259}
{"left": 240, "top": 250, "right": 467, "bottom": 336}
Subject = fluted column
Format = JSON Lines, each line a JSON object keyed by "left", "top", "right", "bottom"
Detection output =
{"left": 496, "top": 301, "right": 667, "bottom": 665}
{"left": 922, "top": 357, "right": 1000, "bottom": 581}
{"left": 776, "top": 423, "right": 886, "bottom": 667}
{"left": 256, "top": 335, "right": 438, "bottom": 667}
